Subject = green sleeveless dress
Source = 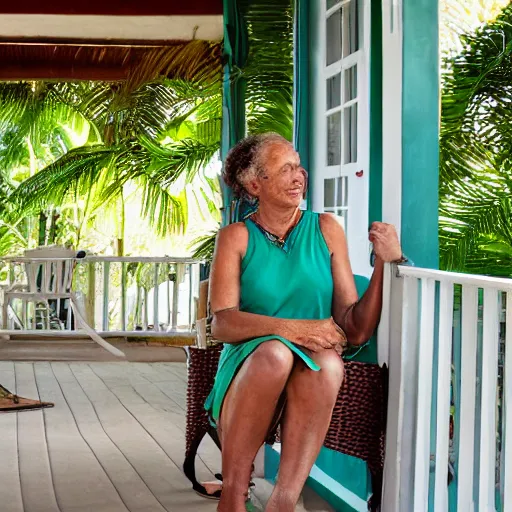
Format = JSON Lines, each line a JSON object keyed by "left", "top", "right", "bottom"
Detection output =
{"left": 205, "top": 210, "right": 334, "bottom": 423}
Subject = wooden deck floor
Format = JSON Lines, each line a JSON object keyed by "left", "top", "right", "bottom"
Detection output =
{"left": 0, "top": 361, "right": 334, "bottom": 512}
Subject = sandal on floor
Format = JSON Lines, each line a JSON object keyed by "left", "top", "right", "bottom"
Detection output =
{"left": 193, "top": 481, "right": 223, "bottom": 500}
{"left": 195, "top": 478, "right": 256, "bottom": 501}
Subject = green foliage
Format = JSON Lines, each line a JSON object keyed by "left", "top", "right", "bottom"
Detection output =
{"left": 190, "top": 231, "right": 218, "bottom": 262}
{"left": 240, "top": 0, "right": 294, "bottom": 141}
{"left": 0, "top": 5, "right": 293, "bottom": 259}
{"left": 0, "top": 62, "right": 223, "bottom": 253}
{"left": 440, "top": 2, "right": 512, "bottom": 276}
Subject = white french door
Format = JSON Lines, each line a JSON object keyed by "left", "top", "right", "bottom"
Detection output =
{"left": 311, "top": 0, "right": 371, "bottom": 277}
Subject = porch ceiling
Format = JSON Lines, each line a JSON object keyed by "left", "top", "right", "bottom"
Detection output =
{"left": 0, "top": 0, "right": 223, "bottom": 81}
{"left": 0, "top": 41, "right": 222, "bottom": 82}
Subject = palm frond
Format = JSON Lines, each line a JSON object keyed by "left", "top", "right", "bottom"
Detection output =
{"left": 440, "top": 166, "right": 512, "bottom": 275}
{"left": 119, "top": 40, "right": 222, "bottom": 96}
{"left": 138, "top": 176, "right": 189, "bottom": 236}
{"left": 138, "top": 137, "right": 220, "bottom": 187}
{"left": 10, "top": 145, "right": 114, "bottom": 214}
{"left": 239, "top": 0, "right": 294, "bottom": 140}
{"left": 189, "top": 231, "right": 218, "bottom": 261}
{"left": 439, "top": 4, "right": 512, "bottom": 275}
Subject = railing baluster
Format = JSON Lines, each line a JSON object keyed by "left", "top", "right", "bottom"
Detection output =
{"left": 8, "top": 261, "right": 14, "bottom": 287}
{"left": 143, "top": 288, "right": 149, "bottom": 331}
{"left": 377, "top": 262, "right": 392, "bottom": 366}
{"left": 171, "top": 264, "right": 180, "bottom": 330}
{"left": 383, "top": 273, "right": 418, "bottom": 512}
{"left": 153, "top": 263, "right": 160, "bottom": 332}
{"left": 479, "top": 288, "right": 500, "bottom": 511}
{"left": 413, "top": 277, "right": 436, "bottom": 512}
{"left": 457, "top": 285, "right": 478, "bottom": 512}
{"left": 86, "top": 262, "right": 96, "bottom": 327}
{"left": 102, "top": 261, "right": 110, "bottom": 331}
{"left": 434, "top": 280, "right": 454, "bottom": 512}
{"left": 504, "top": 291, "right": 512, "bottom": 511}
{"left": 399, "top": 275, "right": 420, "bottom": 511}
{"left": 166, "top": 263, "right": 171, "bottom": 328}
{"left": 121, "top": 262, "right": 127, "bottom": 331}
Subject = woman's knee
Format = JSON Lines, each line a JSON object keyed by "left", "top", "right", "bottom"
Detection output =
{"left": 305, "top": 350, "right": 344, "bottom": 401}
{"left": 249, "top": 340, "right": 294, "bottom": 378}
{"left": 286, "top": 350, "right": 343, "bottom": 409}
{"left": 319, "top": 350, "right": 344, "bottom": 388}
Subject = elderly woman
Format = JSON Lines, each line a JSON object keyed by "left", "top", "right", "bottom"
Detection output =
{"left": 205, "top": 133, "right": 402, "bottom": 512}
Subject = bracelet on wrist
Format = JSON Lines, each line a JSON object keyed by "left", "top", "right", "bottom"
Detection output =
{"left": 370, "top": 251, "right": 413, "bottom": 267}
{"left": 394, "top": 254, "right": 408, "bottom": 264}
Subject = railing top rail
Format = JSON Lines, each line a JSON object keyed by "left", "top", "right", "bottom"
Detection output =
{"left": 1, "top": 257, "right": 78, "bottom": 262}
{"left": 1, "top": 256, "right": 203, "bottom": 264}
{"left": 84, "top": 256, "right": 202, "bottom": 264}
{"left": 398, "top": 264, "right": 512, "bottom": 290}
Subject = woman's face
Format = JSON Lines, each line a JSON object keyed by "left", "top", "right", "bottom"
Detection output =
{"left": 248, "top": 142, "right": 306, "bottom": 208}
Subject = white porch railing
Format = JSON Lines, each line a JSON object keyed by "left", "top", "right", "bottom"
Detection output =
{"left": 380, "top": 265, "right": 511, "bottom": 512}
{"left": 1, "top": 256, "right": 202, "bottom": 335}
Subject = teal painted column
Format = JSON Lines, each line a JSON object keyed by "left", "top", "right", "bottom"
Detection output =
{"left": 293, "top": 0, "right": 311, "bottom": 209}
{"left": 369, "top": 0, "right": 382, "bottom": 225}
{"left": 222, "top": 0, "right": 248, "bottom": 225}
{"left": 401, "top": 0, "right": 440, "bottom": 269}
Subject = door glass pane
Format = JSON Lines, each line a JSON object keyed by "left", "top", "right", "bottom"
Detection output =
{"left": 324, "top": 179, "right": 336, "bottom": 208}
{"left": 326, "top": 73, "right": 341, "bottom": 109}
{"left": 337, "top": 176, "right": 348, "bottom": 206}
{"left": 344, "top": 66, "right": 357, "bottom": 102}
{"left": 344, "top": 104, "right": 358, "bottom": 164}
{"left": 327, "top": 112, "right": 342, "bottom": 165}
{"left": 327, "top": 0, "right": 340, "bottom": 8}
{"left": 325, "top": 177, "right": 348, "bottom": 210}
{"left": 343, "top": 0, "right": 359, "bottom": 57}
{"left": 326, "top": 9, "right": 342, "bottom": 65}
{"left": 336, "top": 210, "right": 348, "bottom": 233}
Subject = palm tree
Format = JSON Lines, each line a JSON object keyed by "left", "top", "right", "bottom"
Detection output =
{"left": 440, "top": 2, "right": 512, "bottom": 276}
{"left": 0, "top": 0, "right": 294, "bottom": 260}
{"left": 0, "top": 41, "right": 223, "bottom": 256}
{"left": 239, "top": 0, "right": 294, "bottom": 140}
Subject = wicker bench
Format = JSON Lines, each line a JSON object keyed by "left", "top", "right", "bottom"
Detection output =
{"left": 183, "top": 334, "right": 387, "bottom": 510}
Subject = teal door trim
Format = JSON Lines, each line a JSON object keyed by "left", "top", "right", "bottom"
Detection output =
{"left": 293, "top": 0, "right": 311, "bottom": 210}
{"left": 401, "top": 0, "right": 439, "bottom": 269}
{"left": 369, "top": 0, "right": 383, "bottom": 225}
{"left": 221, "top": 0, "right": 248, "bottom": 225}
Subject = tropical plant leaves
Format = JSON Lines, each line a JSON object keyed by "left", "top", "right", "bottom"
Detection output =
{"left": 440, "top": 3, "right": 512, "bottom": 276}
{"left": 0, "top": 2, "right": 294, "bottom": 257}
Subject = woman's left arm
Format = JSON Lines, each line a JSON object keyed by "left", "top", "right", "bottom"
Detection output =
{"left": 320, "top": 214, "right": 402, "bottom": 346}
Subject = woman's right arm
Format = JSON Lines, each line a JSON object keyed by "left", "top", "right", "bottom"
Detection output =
{"left": 209, "top": 224, "right": 344, "bottom": 350}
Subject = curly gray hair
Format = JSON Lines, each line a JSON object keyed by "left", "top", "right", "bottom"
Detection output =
{"left": 223, "top": 133, "right": 291, "bottom": 200}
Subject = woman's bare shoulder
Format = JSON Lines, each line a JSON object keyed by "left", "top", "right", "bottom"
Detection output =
{"left": 318, "top": 212, "right": 342, "bottom": 231}
{"left": 216, "top": 222, "right": 249, "bottom": 254}
{"left": 318, "top": 213, "right": 347, "bottom": 253}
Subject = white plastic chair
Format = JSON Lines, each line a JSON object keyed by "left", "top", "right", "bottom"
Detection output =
{"left": 2, "top": 246, "right": 125, "bottom": 358}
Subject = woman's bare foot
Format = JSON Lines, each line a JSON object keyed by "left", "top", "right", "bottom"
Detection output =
{"left": 217, "top": 488, "right": 249, "bottom": 512}
{"left": 264, "top": 488, "right": 296, "bottom": 512}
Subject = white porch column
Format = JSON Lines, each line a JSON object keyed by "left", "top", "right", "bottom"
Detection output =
{"left": 381, "top": 0, "right": 403, "bottom": 234}
{"left": 377, "top": 0, "right": 403, "bottom": 369}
